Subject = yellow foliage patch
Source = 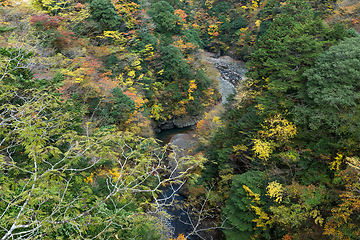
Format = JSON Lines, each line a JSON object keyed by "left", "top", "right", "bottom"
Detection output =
{"left": 266, "top": 181, "right": 283, "bottom": 203}
{"left": 233, "top": 144, "right": 248, "bottom": 156}
{"left": 188, "top": 80, "right": 197, "bottom": 101}
{"left": 170, "top": 234, "right": 187, "bottom": 240}
{"left": 251, "top": 205, "right": 271, "bottom": 229}
{"left": 329, "top": 153, "right": 343, "bottom": 171}
{"left": 243, "top": 184, "right": 261, "bottom": 204}
{"left": 258, "top": 114, "right": 297, "bottom": 143}
{"left": 252, "top": 139, "right": 273, "bottom": 161}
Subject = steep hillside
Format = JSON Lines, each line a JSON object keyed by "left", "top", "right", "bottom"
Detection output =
{"left": 1, "top": 0, "right": 360, "bottom": 239}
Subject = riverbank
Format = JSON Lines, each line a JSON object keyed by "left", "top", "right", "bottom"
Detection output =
{"left": 155, "top": 52, "right": 247, "bottom": 239}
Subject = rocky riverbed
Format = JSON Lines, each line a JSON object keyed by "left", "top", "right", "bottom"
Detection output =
{"left": 157, "top": 115, "right": 202, "bottom": 131}
{"left": 204, "top": 53, "right": 247, "bottom": 87}
{"left": 202, "top": 52, "right": 247, "bottom": 104}
{"left": 156, "top": 52, "right": 247, "bottom": 239}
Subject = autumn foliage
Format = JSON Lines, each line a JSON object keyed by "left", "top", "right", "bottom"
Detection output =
{"left": 30, "top": 14, "right": 76, "bottom": 50}
{"left": 170, "top": 234, "right": 187, "bottom": 240}
{"left": 1, "top": 0, "right": 360, "bottom": 239}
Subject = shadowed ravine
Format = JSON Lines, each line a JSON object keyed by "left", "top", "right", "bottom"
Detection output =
{"left": 155, "top": 53, "right": 245, "bottom": 239}
{"left": 156, "top": 127, "right": 196, "bottom": 239}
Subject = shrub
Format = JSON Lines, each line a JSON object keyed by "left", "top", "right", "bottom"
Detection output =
{"left": 30, "top": 14, "right": 76, "bottom": 51}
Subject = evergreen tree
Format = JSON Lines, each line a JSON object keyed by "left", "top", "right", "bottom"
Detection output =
{"left": 223, "top": 171, "right": 271, "bottom": 240}
{"left": 294, "top": 37, "right": 360, "bottom": 154}
{"left": 90, "top": 0, "right": 122, "bottom": 31}
{"left": 102, "top": 87, "right": 136, "bottom": 124}
{"left": 147, "top": 1, "right": 182, "bottom": 34}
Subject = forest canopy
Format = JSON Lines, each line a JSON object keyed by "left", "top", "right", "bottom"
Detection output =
{"left": 1, "top": 0, "right": 360, "bottom": 239}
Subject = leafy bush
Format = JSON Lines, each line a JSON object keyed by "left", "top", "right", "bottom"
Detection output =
{"left": 30, "top": 14, "right": 75, "bottom": 51}
{"left": 130, "top": 32, "right": 159, "bottom": 52}
{"left": 223, "top": 171, "right": 271, "bottom": 240}
{"left": 210, "top": 2, "right": 230, "bottom": 16}
{"left": 101, "top": 87, "right": 136, "bottom": 124}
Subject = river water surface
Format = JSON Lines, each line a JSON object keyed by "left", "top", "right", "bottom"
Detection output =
{"left": 156, "top": 126, "right": 194, "bottom": 146}
{"left": 156, "top": 127, "right": 196, "bottom": 239}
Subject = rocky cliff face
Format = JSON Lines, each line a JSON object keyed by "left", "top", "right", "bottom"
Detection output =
{"left": 156, "top": 115, "right": 202, "bottom": 131}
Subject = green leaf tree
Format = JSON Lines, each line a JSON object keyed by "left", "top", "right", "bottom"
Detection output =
{"left": 294, "top": 37, "right": 360, "bottom": 154}
{"left": 101, "top": 87, "right": 136, "bottom": 124}
{"left": 0, "top": 47, "right": 205, "bottom": 239}
{"left": 223, "top": 171, "right": 271, "bottom": 240}
{"left": 246, "top": 0, "right": 349, "bottom": 114}
{"left": 90, "top": 0, "right": 122, "bottom": 31}
{"left": 147, "top": 1, "right": 182, "bottom": 34}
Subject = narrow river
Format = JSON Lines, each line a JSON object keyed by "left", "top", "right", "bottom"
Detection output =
{"left": 156, "top": 127, "right": 196, "bottom": 239}
{"left": 155, "top": 53, "right": 245, "bottom": 239}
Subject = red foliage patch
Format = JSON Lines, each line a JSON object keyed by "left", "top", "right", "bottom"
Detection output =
{"left": 30, "top": 14, "right": 76, "bottom": 50}
{"left": 30, "top": 14, "right": 63, "bottom": 30}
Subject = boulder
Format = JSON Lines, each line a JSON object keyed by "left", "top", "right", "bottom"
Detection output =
{"left": 157, "top": 115, "right": 201, "bottom": 131}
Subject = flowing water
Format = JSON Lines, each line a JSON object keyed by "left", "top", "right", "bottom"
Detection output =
{"left": 155, "top": 53, "right": 245, "bottom": 239}
{"left": 156, "top": 127, "right": 196, "bottom": 239}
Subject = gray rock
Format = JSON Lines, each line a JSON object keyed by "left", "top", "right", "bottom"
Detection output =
{"left": 158, "top": 121, "right": 175, "bottom": 130}
{"left": 157, "top": 115, "right": 201, "bottom": 131}
{"left": 173, "top": 115, "right": 201, "bottom": 128}
{"left": 206, "top": 54, "right": 247, "bottom": 87}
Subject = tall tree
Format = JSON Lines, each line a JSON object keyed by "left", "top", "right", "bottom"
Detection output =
{"left": 0, "top": 46, "right": 205, "bottom": 239}
{"left": 90, "top": 0, "right": 122, "bottom": 31}
{"left": 294, "top": 37, "right": 360, "bottom": 154}
{"left": 147, "top": 1, "right": 182, "bottom": 34}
